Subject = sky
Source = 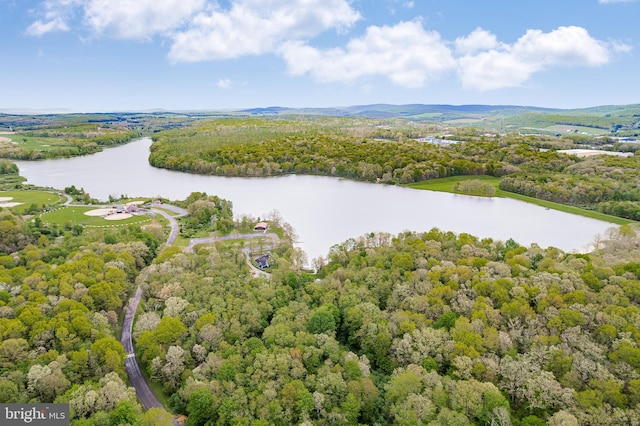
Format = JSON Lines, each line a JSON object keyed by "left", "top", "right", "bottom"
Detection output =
{"left": 1, "top": 0, "right": 639, "bottom": 112}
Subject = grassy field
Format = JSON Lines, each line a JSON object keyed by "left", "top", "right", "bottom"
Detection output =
{"left": 546, "top": 124, "right": 610, "bottom": 135}
{"left": 39, "top": 206, "right": 150, "bottom": 227}
{"left": 2, "top": 134, "right": 77, "bottom": 150}
{"left": 407, "top": 176, "right": 635, "bottom": 225}
{"left": 0, "top": 190, "right": 65, "bottom": 213}
{"left": 0, "top": 134, "right": 88, "bottom": 157}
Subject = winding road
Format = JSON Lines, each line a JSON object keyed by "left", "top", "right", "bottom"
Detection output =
{"left": 120, "top": 278, "right": 164, "bottom": 410}
{"left": 120, "top": 205, "right": 185, "bottom": 412}
{"left": 120, "top": 203, "right": 275, "bottom": 414}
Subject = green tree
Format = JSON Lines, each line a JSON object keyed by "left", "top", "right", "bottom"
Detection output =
{"left": 186, "top": 388, "right": 216, "bottom": 426}
{"left": 109, "top": 401, "right": 141, "bottom": 426}
{"left": 307, "top": 307, "right": 337, "bottom": 334}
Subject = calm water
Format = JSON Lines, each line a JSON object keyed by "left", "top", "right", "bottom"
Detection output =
{"left": 15, "top": 138, "right": 615, "bottom": 261}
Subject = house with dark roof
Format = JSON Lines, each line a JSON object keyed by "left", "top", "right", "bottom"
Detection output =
{"left": 255, "top": 253, "right": 271, "bottom": 269}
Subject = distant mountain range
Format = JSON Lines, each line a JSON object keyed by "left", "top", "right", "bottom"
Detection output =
{"left": 238, "top": 103, "right": 640, "bottom": 136}
{"left": 2, "top": 103, "right": 639, "bottom": 136}
{"left": 239, "top": 103, "right": 558, "bottom": 118}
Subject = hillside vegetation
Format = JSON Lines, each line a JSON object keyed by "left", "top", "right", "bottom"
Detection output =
{"left": 133, "top": 223, "right": 640, "bottom": 425}
{"left": 0, "top": 111, "right": 226, "bottom": 160}
{"left": 0, "top": 207, "right": 168, "bottom": 424}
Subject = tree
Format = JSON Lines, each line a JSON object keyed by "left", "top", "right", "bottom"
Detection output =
{"left": 0, "top": 379, "right": 20, "bottom": 403}
{"left": 547, "top": 410, "right": 579, "bottom": 426}
{"left": 187, "top": 388, "right": 216, "bottom": 426}
{"left": 307, "top": 307, "right": 337, "bottom": 334}
{"left": 161, "top": 346, "right": 186, "bottom": 390}
{"left": 109, "top": 401, "right": 141, "bottom": 426}
{"left": 90, "top": 337, "right": 126, "bottom": 377}
{"left": 142, "top": 408, "right": 174, "bottom": 426}
{"left": 385, "top": 368, "right": 423, "bottom": 404}
{"left": 0, "top": 338, "right": 29, "bottom": 368}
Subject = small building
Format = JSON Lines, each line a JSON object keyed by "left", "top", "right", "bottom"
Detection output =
{"left": 254, "top": 221, "right": 268, "bottom": 231}
{"left": 255, "top": 253, "right": 271, "bottom": 269}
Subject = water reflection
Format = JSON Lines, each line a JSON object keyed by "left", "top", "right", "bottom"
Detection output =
{"left": 15, "top": 138, "right": 615, "bottom": 260}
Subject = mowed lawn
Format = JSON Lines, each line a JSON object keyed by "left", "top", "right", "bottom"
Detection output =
{"left": 0, "top": 134, "right": 82, "bottom": 151}
{"left": 0, "top": 190, "right": 65, "bottom": 213}
{"left": 407, "top": 176, "right": 634, "bottom": 225}
{"left": 40, "top": 206, "right": 149, "bottom": 227}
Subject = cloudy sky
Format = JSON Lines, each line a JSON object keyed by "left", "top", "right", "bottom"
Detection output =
{"left": 1, "top": 0, "right": 638, "bottom": 111}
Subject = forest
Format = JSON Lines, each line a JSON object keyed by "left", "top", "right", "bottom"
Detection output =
{"left": 0, "top": 206, "right": 171, "bottom": 425}
{"left": 0, "top": 111, "right": 206, "bottom": 160}
{"left": 4, "top": 186, "right": 640, "bottom": 425}
{"left": 129, "top": 214, "right": 640, "bottom": 425}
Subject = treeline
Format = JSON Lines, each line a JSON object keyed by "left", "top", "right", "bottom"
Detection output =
{"left": 0, "top": 208, "right": 171, "bottom": 425}
{"left": 150, "top": 132, "right": 529, "bottom": 184}
{"left": 453, "top": 179, "right": 497, "bottom": 197}
{"left": 134, "top": 219, "right": 640, "bottom": 425}
{"left": 0, "top": 159, "right": 18, "bottom": 175}
{"left": 500, "top": 154, "right": 640, "bottom": 220}
{"left": 0, "top": 159, "right": 24, "bottom": 187}
{"left": 0, "top": 130, "right": 141, "bottom": 160}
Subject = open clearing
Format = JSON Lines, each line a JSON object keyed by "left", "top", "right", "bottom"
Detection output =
{"left": 84, "top": 208, "right": 115, "bottom": 216}
{"left": 41, "top": 206, "right": 148, "bottom": 227}
{"left": 0, "top": 190, "right": 65, "bottom": 213}
{"left": 0, "top": 194, "right": 24, "bottom": 208}
{"left": 407, "top": 176, "right": 634, "bottom": 225}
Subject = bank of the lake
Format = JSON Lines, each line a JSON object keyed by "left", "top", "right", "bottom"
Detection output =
{"left": 407, "top": 176, "right": 634, "bottom": 226}
{"left": 14, "top": 137, "right": 618, "bottom": 261}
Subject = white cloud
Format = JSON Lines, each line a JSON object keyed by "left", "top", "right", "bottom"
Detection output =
{"left": 84, "top": 0, "right": 206, "bottom": 39}
{"left": 217, "top": 78, "right": 232, "bottom": 89}
{"left": 599, "top": 0, "right": 637, "bottom": 3}
{"left": 26, "top": 17, "right": 69, "bottom": 36}
{"left": 281, "top": 20, "right": 455, "bottom": 88}
{"left": 457, "top": 26, "right": 617, "bottom": 90}
{"left": 25, "top": 1, "right": 629, "bottom": 93}
{"left": 455, "top": 28, "right": 500, "bottom": 55}
{"left": 25, "top": 0, "right": 79, "bottom": 36}
{"left": 281, "top": 23, "right": 624, "bottom": 91}
{"left": 27, "top": 0, "right": 206, "bottom": 39}
{"left": 168, "top": 0, "right": 361, "bottom": 62}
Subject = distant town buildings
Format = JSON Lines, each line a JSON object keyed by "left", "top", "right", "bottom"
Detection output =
{"left": 415, "top": 137, "right": 460, "bottom": 146}
{"left": 615, "top": 137, "right": 639, "bottom": 143}
{"left": 558, "top": 149, "right": 634, "bottom": 158}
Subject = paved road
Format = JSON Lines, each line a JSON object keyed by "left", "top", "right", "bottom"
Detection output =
{"left": 187, "top": 232, "right": 279, "bottom": 252}
{"left": 120, "top": 205, "right": 183, "bottom": 416}
{"left": 60, "top": 192, "right": 73, "bottom": 205}
{"left": 149, "top": 202, "right": 188, "bottom": 216}
{"left": 242, "top": 248, "right": 272, "bottom": 278}
{"left": 120, "top": 278, "right": 164, "bottom": 410}
{"left": 150, "top": 208, "right": 180, "bottom": 245}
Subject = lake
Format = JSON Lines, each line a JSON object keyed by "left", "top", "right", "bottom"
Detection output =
{"left": 15, "top": 138, "right": 615, "bottom": 261}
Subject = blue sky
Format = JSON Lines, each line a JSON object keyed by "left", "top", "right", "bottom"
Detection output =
{"left": 1, "top": 0, "right": 638, "bottom": 111}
